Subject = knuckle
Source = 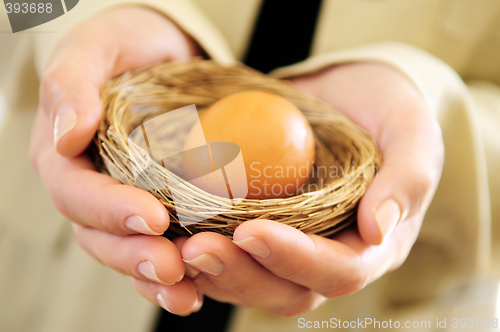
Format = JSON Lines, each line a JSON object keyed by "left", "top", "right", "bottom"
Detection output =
{"left": 71, "top": 223, "right": 85, "bottom": 247}
{"left": 271, "top": 291, "right": 320, "bottom": 318}
{"left": 321, "top": 282, "right": 343, "bottom": 298}
{"left": 39, "top": 71, "right": 62, "bottom": 117}
{"left": 349, "top": 272, "right": 370, "bottom": 294}
{"left": 49, "top": 193, "right": 67, "bottom": 217}
{"left": 321, "top": 270, "right": 369, "bottom": 298}
{"left": 40, "top": 70, "right": 60, "bottom": 99}
{"left": 414, "top": 170, "right": 434, "bottom": 194}
{"left": 71, "top": 223, "right": 105, "bottom": 266}
{"left": 228, "top": 282, "right": 253, "bottom": 298}
{"left": 28, "top": 146, "right": 39, "bottom": 175}
{"left": 272, "top": 308, "right": 301, "bottom": 318}
{"left": 391, "top": 256, "right": 406, "bottom": 271}
{"left": 408, "top": 168, "right": 435, "bottom": 212}
{"left": 271, "top": 306, "right": 303, "bottom": 318}
{"left": 279, "top": 263, "right": 309, "bottom": 281}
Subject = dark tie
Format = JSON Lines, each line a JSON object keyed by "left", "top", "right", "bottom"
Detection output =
{"left": 244, "top": 0, "right": 324, "bottom": 73}
{"left": 155, "top": 1, "right": 323, "bottom": 331}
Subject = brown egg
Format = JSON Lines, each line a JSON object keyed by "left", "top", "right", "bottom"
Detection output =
{"left": 183, "top": 90, "right": 315, "bottom": 199}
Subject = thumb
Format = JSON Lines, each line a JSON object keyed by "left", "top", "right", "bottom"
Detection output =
{"left": 40, "top": 45, "right": 109, "bottom": 156}
{"left": 356, "top": 113, "right": 444, "bottom": 246}
{"left": 39, "top": 5, "right": 201, "bottom": 157}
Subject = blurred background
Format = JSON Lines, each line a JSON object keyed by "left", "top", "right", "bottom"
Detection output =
{"left": 1, "top": 1, "right": 500, "bottom": 331}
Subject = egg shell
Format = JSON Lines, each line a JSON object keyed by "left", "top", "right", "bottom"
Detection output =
{"left": 183, "top": 90, "right": 315, "bottom": 199}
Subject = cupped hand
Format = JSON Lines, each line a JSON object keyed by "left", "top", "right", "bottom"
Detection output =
{"left": 29, "top": 5, "right": 203, "bottom": 315}
{"left": 178, "top": 62, "right": 444, "bottom": 316}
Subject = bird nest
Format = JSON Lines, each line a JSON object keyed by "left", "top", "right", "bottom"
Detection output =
{"left": 95, "top": 59, "right": 381, "bottom": 238}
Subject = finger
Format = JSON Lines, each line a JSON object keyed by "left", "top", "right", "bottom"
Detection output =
{"left": 72, "top": 223, "right": 184, "bottom": 285}
{"left": 172, "top": 237, "right": 248, "bottom": 308}
{"left": 189, "top": 273, "right": 250, "bottom": 308}
{"left": 356, "top": 108, "right": 443, "bottom": 245}
{"left": 40, "top": 6, "right": 199, "bottom": 156}
{"left": 30, "top": 111, "right": 169, "bottom": 235}
{"left": 172, "top": 237, "right": 200, "bottom": 279}
{"left": 290, "top": 63, "right": 443, "bottom": 245}
{"left": 233, "top": 219, "right": 420, "bottom": 299}
{"left": 126, "top": 276, "right": 201, "bottom": 316}
{"left": 181, "top": 232, "right": 325, "bottom": 317}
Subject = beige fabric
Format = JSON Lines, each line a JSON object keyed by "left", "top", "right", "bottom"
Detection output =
{"left": 0, "top": 0, "right": 499, "bottom": 331}
{"left": 0, "top": 2, "right": 235, "bottom": 332}
{"left": 32, "top": 0, "right": 235, "bottom": 73}
{"left": 273, "top": 42, "right": 494, "bottom": 290}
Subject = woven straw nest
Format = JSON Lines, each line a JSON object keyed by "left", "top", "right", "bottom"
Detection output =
{"left": 95, "top": 59, "right": 381, "bottom": 238}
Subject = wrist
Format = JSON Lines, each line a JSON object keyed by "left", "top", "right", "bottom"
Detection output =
{"left": 137, "top": 6, "right": 203, "bottom": 60}
{"left": 104, "top": 5, "right": 203, "bottom": 60}
{"left": 307, "top": 62, "right": 426, "bottom": 110}
{"left": 290, "top": 61, "right": 430, "bottom": 135}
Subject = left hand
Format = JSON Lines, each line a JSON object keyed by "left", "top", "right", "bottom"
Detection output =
{"left": 176, "top": 62, "right": 444, "bottom": 317}
{"left": 29, "top": 5, "right": 204, "bottom": 315}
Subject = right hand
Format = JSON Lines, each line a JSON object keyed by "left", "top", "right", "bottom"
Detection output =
{"left": 29, "top": 5, "right": 203, "bottom": 315}
{"left": 170, "top": 62, "right": 444, "bottom": 317}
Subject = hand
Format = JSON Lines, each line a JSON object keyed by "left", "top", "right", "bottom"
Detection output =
{"left": 29, "top": 6, "right": 203, "bottom": 315}
{"left": 177, "top": 62, "right": 444, "bottom": 316}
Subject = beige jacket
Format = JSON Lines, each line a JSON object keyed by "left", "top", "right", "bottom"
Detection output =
{"left": 1, "top": 0, "right": 499, "bottom": 331}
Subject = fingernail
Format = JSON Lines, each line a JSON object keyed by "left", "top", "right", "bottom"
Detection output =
{"left": 375, "top": 198, "right": 401, "bottom": 243}
{"left": 233, "top": 237, "right": 271, "bottom": 259}
{"left": 192, "top": 292, "right": 203, "bottom": 312}
{"left": 125, "top": 215, "right": 163, "bottom": 235}
{"left": 54, "top": 106, "right": 77, "bottom": 147}
{"left": 138, "top": 261, "right": 172, "bottom": 285}
{"left": 183, "top": 254, "right": 223, "bottom": 276}
{"left": 156, "top": 293, "right": 172, "bottom": 313}
{"left": 184, "top": 262, "right": 200, "bottom": 279}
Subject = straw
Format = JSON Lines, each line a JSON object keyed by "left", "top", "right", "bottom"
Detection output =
{"left": 95, "top": 59, "right": 381, "bottom": 238}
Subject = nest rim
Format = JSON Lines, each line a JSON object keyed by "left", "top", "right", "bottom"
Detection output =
{"left": 96, "top": 59, "right": 381, "bottom": 238}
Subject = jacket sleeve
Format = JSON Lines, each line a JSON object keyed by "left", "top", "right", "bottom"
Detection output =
{"left": 271, "top": 42, "right": 492, "bottom": 302}
{"left": 33, "top": 0, "right": 235, "bottom": 76}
